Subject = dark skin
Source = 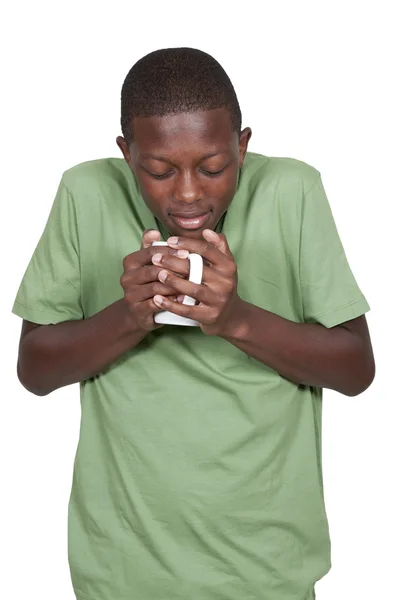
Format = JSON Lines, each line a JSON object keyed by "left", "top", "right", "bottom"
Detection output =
{"left": 17, "top": 108, "right": 375, "bottom": 396}
{"left": 116, "top": 108, "right": 251, "bottom": 240}
{"left": 116, "top": 107, "right": 375, "bottom": 396}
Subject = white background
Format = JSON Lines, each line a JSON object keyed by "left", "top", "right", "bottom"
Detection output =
{"left": 1, "top": 1, "right": 397, "bottom": 599}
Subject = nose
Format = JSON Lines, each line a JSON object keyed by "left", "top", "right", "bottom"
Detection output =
{"left": 173, "top": 170, "right": 202, "bottom": 204}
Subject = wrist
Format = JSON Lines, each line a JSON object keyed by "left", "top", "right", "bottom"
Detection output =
{"left": 117, "top": 298, "right": 147, "bottom": 338}
{"left": 218, "top": 297, "right": 251, "bottom": 340}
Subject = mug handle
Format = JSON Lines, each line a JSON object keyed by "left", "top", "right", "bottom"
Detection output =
{"left": 182, "top": 253, "right": 203, "bottom": 306}
{"left": 152, "top": 241, "right": 203, "bottom": 305}
{"left": 151, "top": 241, "right": 203, "bottom": 326}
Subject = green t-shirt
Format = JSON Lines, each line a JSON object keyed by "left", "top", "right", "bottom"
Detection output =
{"left": 12, "top": 152, "right": 370, "bottom": 600}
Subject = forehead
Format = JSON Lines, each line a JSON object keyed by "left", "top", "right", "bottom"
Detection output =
{"left": 130, "top": 108, "right": 238, "bottom": 159}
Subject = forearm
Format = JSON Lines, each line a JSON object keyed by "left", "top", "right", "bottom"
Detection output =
{"left": 18, "top": 299, "right": 147, "bottom": 396}
{"left": 221, "top": 299, "right": 371, "bottom": 396}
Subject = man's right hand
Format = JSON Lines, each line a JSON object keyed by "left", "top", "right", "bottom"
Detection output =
{"left": 16, "top": 228, "right": 189, "bottom": 396}
{"left": 120, "top": 229, "right": 188, "bottom": 332}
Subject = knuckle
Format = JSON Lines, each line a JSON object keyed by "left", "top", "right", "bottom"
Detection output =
{"left": 120, "top": 273, "right": 129, "bottom": 288}
{"left": 122, "top": 255, "right": 132, "bottom": 270}
{"left": 180, "top": 304, "right": 190, "bottom": 316}
{"left": 145, "top": 265, "right": 157, "bottom": 281}
{"left": 225, "top": 281, "right": 235, "bottom": 294}
{"left": 124, "top": 290, "right": 136, "bottom": 305}
{"left": 141, "top": 321, "right": 152, "bottom": 332}
{"left": 150, "top": 246, "right": 165, "bottom": 257}
{"left": 224, "top": 289, "right": 233, "bottom": 304}
{"left": 152, "top": 282, "right": 164, "bottom": 295}
{"left": 123, "top": 255, "right": 137, "bottom": 273}
{"left": 228, "top": 260, "right": 237, "bottom": 275}
{"left": 208, "top": 310, "right": 219, "bottom": 325}
{"left": 152, "top": 282, "right": 171, "bottom": 295}
{"left": 149, "top": 265, "right": 159, "bottom": 278}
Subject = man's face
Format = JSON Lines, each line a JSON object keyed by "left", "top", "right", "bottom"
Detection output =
{"left": 116, "top": 108, "right": 251, "bottom": 239}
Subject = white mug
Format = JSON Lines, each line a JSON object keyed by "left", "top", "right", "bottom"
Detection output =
{"left": 152, "top": 241, "right": 203, "bottom": 326}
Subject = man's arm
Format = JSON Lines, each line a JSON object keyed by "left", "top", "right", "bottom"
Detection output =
{"left": 17, "top": 300, "right": 147, "bottom": 397}
{"left": 220, "top": 304, "right": 375, "bottom": 396}
{"left": 15, "top": 230, "right": 186, "bottom": 397}
{"left": 149, "top": 232, "right": 375, "bottom": 397}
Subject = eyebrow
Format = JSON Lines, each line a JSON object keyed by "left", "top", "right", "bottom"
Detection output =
{"left": 140, "top": 152, "right": 225, "bottom": 163}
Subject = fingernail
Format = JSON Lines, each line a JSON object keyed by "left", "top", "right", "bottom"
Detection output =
{"left": 152, "top": 253, "right": 162, "bottom": 264}
{"left": 203, "top": 229, "right": 218, "bottom": 240}
{"left": 176, "top": 249, "right": 189, "bottom": 258}
{"left": 158, "top": 270, "right": 168, "bottom": 282}
{"left": 167, "top": 237, "right": 179, "bottom": 245}
{"left": 154, "top": 295, "right": 163, "bottom": 305}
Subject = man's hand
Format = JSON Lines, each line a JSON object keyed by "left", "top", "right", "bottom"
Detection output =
{"left": 150, "top": 229, "right": 245, "bottom": 336}
{"left": 120, "top": 229, "right": 189, "bottom": 332}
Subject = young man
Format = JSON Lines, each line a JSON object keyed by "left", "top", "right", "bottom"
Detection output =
{"left": 13, "top": 48, "right": 375, "bottom": 600}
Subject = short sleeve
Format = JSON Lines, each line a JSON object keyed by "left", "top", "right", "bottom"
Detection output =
{"left": 299, "top": 174, "right": 370, "bottom": 328}
{"left": 12, "top": 177, "right": 84, "bottom": 324}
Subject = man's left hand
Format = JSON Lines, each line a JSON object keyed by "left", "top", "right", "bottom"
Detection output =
{"left": 151, "top": 229, "right": 245, "bottom": 336}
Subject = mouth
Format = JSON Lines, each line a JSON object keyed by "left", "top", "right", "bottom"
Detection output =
{"left": 169, "top": 211, "right": 211, "bottom": 230}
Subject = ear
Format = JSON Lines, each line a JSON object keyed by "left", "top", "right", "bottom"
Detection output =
{"left": 238, "top": 127, "right": 252, "bottom": 167}
{"left": 116, "top": 136, "right": 131, "bottom": 166}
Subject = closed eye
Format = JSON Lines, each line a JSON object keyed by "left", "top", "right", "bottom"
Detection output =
{"left": 149, "top": 171, "right": 174, "bottom": 180}
{"left": 147, "top": 166, "right": 227, "bottom": 179}
{"left": 200, "top": 167, "right": 226, "bottom": 177}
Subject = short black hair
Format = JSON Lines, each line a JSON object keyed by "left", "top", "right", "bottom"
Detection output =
{"left": 120, "top": 47, "right": 242, "bottom": 145}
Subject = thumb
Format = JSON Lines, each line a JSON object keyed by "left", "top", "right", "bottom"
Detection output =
{"left": 202, "top": 229, "right": 232, "bottom": 256}
{"left": 141, "top": 229, "right": 161, "bottom": 249}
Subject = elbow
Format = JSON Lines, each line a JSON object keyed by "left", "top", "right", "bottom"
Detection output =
{"left": 17, "top": 360, "right": 52, "bottom": 397}
{"left": 338, "top": 328, "right": 376, "bottom": 397}
{"left": 342, "top": 358, "right": 376, "bottom": 397}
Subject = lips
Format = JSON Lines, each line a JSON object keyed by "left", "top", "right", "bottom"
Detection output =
{"left": 170, "top": 211, "right": 208, "bottom": 218}
{"left": 170, "top": 211, "right": 211, "bottom": 230}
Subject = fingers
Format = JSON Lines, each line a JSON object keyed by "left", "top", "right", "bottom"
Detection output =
{"left": 124, "top": 231, "right": 181, "bottom": 271}
{"left": 130, "top": 297, "right": 168, "bottom": 332}
{"left": 122, "top": 229, "right": 189, "bottom": 333}
{"left": 166, "top": 232, "right": 236, "bottom": 276}
{"left": 201, "top": 230, "right": 233, "bottom": 257}
{"left": 154, "top": 270, "right": 216, "bottom": 305}
{"left": 124, "top": 281, "right": 181, "bottom": 303}
{"left": 151, "top": 253, "right": 190, "bottom": 277}
{"left": 141, "top": 229, "right": 161, "bottom": 249}
{"left": 151, "top": 252, "right": 219, "bottom": 284}
{"left": 120, "top": 263, "right": 186, "bottom": 289}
